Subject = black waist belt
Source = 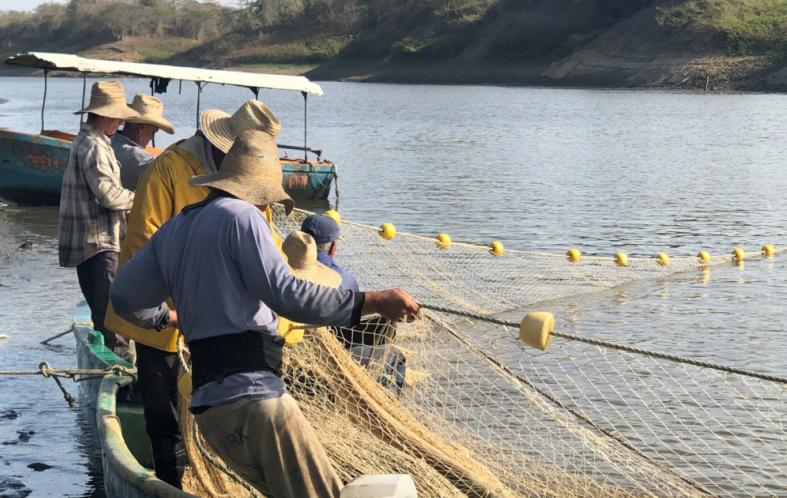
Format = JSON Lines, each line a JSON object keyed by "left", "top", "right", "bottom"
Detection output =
{"left": 189, "top": 331, "right": 284, "bottom": 392}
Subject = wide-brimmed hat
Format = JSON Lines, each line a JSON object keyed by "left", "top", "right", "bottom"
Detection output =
{"left": 282, "top": 231, "right": 342, "bottom": 288}
{"left": 200, "top": 100, "right": 281, "bottom": 153}
{"left": 74, "top": 81, "right": 139, "bottom": 120}
{"left": 189, "top": 129, "right": 293, "bottom": 213}
{"left": 126, "top": 94, "right": 174, "bottom": 134}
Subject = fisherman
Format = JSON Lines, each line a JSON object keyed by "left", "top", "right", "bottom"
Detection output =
{"left": 103, "top": 99, "right": 281, "bottom": 489}
{"left": 301, "top": 213, "right": 359, "bottom": 292}
{"left": 58, "top": 80, "right": 138, "bottom": 354}
{"left": 111, "top": 94, "right": 174, "bottom": 190}
{"left": 283, "top": 230, "right": 343, "bottom": 289}
{"left": 282, "top": 228, "right": 407, "bottom": 392}
{"left": 110, "top": 130, "right": 421, "bottom": 498}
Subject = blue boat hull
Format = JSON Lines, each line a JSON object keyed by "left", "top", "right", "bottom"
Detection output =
{"left": 0, "top": 129, "right": 69, "bottom": 205}
{"left": 0, "top": 129, "right": 336, "bottom": 206}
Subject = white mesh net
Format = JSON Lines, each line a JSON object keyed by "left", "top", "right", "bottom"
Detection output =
{"left": 181, "top": 206, "right": 786, "bottom": 498}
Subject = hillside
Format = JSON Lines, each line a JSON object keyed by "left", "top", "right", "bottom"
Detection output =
{"left": 3, "top": 0, "right": 787, "bottom": 91}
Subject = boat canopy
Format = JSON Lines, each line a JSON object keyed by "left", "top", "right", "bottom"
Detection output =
{"left": 5, "top": 52, "right": 323, "bottom": 96}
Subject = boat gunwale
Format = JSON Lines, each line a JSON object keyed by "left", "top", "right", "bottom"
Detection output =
{"left": 73, "top": 304, "right": 195, "bottom": 497}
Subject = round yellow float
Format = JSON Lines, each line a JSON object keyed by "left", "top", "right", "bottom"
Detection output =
{"left": 324, "top": 210, "right": 341, "bottom": 224}
{"left": 697, "top": 251, "right": 710, "bottom": 265}
{"left": 436, "top": 233, "right": 452, "bottom": 249}
{"left": 379, "top": 223, "right": 396, "bottom": 240}
{"left": 615, "top": 252, "right": 628, "bottom": 267}
{"left": 489, "top": 240, "right": 504, "bottom": 256}
{"left": 566, "top": 248, "right": 581, "bottom": 263}
{"left": 519, "top": 312, "right": 555, "bottom": 351}
{"left": 656, "top": 252, "right": 670, "bottom": 266}
{"left": 762, "top": 244, "right": 776, "bottom": 257}
{"left": 732, "top": 247, "right": 745, "bottom": 263}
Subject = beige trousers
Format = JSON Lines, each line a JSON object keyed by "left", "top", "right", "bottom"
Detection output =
{"left": 196, "top": 394, "right": 342, "bottom": 498}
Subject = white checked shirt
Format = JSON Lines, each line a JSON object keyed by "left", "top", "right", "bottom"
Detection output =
{"left": 58, "top": 123, "right": 135, "bottom": 267}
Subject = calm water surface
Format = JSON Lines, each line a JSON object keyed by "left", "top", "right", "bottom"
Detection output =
{"left": 0, "top": 77, "right": 785, "bottom": 496}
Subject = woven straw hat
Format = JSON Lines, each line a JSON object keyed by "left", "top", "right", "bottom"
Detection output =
{"left": 75, "top": 81, "right": 139, "bottom": 120}
{"left": 200, "top": 100, "right": 281, "bottom": 153}
{"left": 126, "top": 94, "right": 174, "bottom": 134}
{"left": 283, "top": 231, "right": 342, "bottom": 288}
{"left": 189, "top": 130, "right": 293, "bottom": 213}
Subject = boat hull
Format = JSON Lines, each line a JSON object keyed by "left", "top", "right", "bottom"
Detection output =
{"left": 0, "top": 129, "right": 336, "bottom": 205}
{"left": 73, "top": 302, "right": 196, "bottom": 498}
{"left": 0, "top": 129, "right": 69, "bottom": 205}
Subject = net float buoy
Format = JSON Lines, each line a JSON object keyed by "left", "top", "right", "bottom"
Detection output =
{"left": 615, "top": 252, "right": 628, "bottom": 267}
{"left": 489, "top": 240, "right": 504, "bottom": 256}
{"left": 379, "top": 223, "right": 396, "bottom": 240}
{"left": 698, "top": 251, "right": 710, "bottom": 265}
{"left": 656, "top": 252, "right": 670, "bottom": 266}
{"left": 732, "top": 247, "right": 745, "bottom": 263}
{"left": 762, "top": 244, "right": 775, "bottom": 257}
{"left": 324, "top": 210, "right": 341, "bottom": 224}
{"left": 566, "top": 248, "right": 581, "bottom": 263}
{"left": 519, "top": 312, "right": 555, "bottom": 351}
{"left": 436, "top": 233, "right": 452, "bottom": 249}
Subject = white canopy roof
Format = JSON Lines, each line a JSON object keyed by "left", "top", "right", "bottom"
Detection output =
{"left": 6, "top": 52, "right": 323, "bottom": 96}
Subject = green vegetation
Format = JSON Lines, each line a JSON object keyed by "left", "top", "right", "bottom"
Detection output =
{"left": 1, "top": 0, "right": 787, "bottom": 87}
{"left": 658, "top": 0, "right": 787, "bottom": 53}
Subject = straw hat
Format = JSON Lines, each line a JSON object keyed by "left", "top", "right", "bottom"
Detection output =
{"left": 74, "top": 81, "right": 139, "bottom": 120}
{"left": 189, "top": 129, "right": 293, "bottom": 213}
{"left": 200, "top": 100, "right": 281, "bottom": 153}
{"left": 126, "top": 94, "right": 174, "bottom": 134}
{"left": 282, "top": 231, "right": 342, "bottom": 288}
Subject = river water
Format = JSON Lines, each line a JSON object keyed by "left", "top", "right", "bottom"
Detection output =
{"left": 0, "top": 77, "right": 785, "bottom": 496}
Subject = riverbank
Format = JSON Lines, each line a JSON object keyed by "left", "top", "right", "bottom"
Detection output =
{"left": 5, "top": 1, "right": 787, "bottom": 93}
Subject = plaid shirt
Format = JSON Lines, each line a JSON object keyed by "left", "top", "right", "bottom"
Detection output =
{"left": 58, "top": 123, "right": 135, "bottom": 267}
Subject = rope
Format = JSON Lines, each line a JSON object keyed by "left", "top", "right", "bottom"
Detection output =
{"left": 421, "top": 304, "right": 787, "bottom": 384}
{"left": 0, "top": 362, "right": 137, "bottom": 380}
{"left": 425, "top": 312, "right": 715, "bottom": 496}
{"left": 0, "top": 362, "right": 137, "bottom": 409}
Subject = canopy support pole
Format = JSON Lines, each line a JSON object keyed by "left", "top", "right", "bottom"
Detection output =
{"left": 149, "top": 79, "right": 156, "bottom": 148}
{"left": 41, "top": 70, "right": 49, "bottom": 133}
{"left": 195, "top": 82, "right": 204, "bottom": 130}
{"left": 80, "top": 73, "right": 87, "bottom": 125}
{"left": 302, "top": 91, "right": 308, "bottom": 162}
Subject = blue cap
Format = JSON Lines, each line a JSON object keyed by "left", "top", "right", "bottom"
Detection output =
{"left": 301, "top": 214, "right": 340, "bottom": 245}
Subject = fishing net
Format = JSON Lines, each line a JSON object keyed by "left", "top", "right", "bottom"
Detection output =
{"left": 177, "top": 206, "right": 786, "bottom": 498}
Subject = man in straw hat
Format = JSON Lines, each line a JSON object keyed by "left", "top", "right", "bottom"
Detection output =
{"left": 111, "top": 94, "right": 174, "bottom": 190}
{"left": 110, "top": 130, "right": 421, "bottom": 498}
{"left": 59, "top": 80, "right": 138, "bottom": 354}
{"left": 103, "top": 99, "right": 282, "bottom": 489}
{"left": 282, "top": 230, "right": 407, "bottom": 393}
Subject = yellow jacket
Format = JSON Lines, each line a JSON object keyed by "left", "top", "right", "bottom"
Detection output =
{"left": 105, "top": 142, "right": 280, "bottom": 352}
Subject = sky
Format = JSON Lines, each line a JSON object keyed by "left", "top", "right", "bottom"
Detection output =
{"left": 2, "top": 0, "right": 238, "bottom": 11}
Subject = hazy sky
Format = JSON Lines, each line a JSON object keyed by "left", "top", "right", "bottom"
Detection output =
{"left": 3, "top": 0, "right": 238, "bottom": 11}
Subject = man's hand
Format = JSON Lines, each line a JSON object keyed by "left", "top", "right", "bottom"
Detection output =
{"left": 363, "top": 289, "right": 421, "bottom": 322}
{"left": 166, "top": 309, "right": 178, "bottom": 329}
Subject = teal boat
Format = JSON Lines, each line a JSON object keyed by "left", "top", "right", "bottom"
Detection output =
{"left": 73, "top": 302, "right": 196, "bottom": 497}
{"left": 1, "top": 52, "right": 338, "bottom": 206}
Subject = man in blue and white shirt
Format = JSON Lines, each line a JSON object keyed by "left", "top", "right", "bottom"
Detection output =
{"left": 111, "top": 94, "right": 174, "bottom": 190}
{"left": 110, "top": 130, "right": 420, "bottom": 498}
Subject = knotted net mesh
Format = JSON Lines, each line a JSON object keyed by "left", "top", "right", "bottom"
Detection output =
{"left": 179, "top": 206, "right": 786, "bottom": 498}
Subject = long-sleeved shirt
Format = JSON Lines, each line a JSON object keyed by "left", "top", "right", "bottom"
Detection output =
{"left": 111, "top": 195, "right": 364, "bottom": 407}
{"left": 317, "top": 251, "right": 360, "bottom": 292}
{"left": 59, "top": 123, "right": 135, "bottom": 267}
{"left": 111, "top": 133, "right": 154, "bottom": 190}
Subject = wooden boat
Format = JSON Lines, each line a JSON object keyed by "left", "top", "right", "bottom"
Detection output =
{"left": 73, "top": 302, "right": 196, "bottom": 497}
{"left": 1, "top": 52, "right": 337, "bottom": 206}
